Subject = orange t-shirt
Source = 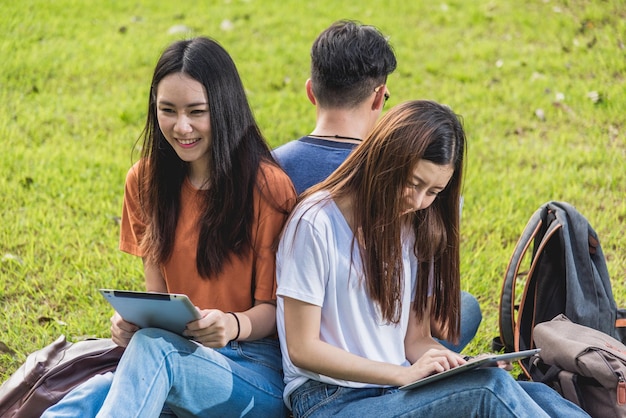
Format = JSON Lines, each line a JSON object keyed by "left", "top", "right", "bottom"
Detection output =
{"left": 119, "top": 161, "right": 296, "bottom": 311}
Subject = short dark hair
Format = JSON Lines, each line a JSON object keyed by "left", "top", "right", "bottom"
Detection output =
{"left": 311, "top": 20, "right": 397, "bottom": 108}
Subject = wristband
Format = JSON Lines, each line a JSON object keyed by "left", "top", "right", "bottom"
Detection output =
{"left": 227, "top": 312, "right": 240, "bottom": 342}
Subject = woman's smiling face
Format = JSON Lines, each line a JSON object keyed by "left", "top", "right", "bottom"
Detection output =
{"left": 156, "top": 72, "right": 212, "bottom": 168}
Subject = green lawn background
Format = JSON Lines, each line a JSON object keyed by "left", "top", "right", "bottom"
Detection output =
{"left": 1, "top": 0, "right": 625, "bottom": 379}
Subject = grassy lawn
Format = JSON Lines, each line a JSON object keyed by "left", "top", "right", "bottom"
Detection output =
{"left": 1, "top": 0, "right": 625, "bottom": 380}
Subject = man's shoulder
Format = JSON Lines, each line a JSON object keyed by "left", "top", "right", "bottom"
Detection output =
{"left": 273, "top": 136, "right": 356, "bottom": 161}
{"left": 273, "top": 137, "right": 310, "bottom": 158}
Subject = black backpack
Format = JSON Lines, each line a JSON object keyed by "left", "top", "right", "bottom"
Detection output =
{"left": 493, "top": 201, "right": 626, "bottom": 378}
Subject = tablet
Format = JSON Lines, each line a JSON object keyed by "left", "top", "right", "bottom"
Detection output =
{"left": 399, "top": 348, "right": 541, "bottom": 390}
{"left": 99, "top": 289, "right": 201, "bottom": 335}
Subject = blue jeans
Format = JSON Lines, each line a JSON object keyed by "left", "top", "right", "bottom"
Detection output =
{"left": 289, "top": 368, "right": 590, "bottom": 418}
{"left": 438, "top": 290, "right": 482, "bottom": 353}
{"left": 517, "top": 381, "right": 590, "bottom": 418}
{"left": 43, "top": 328, "right": 287, "bottom": 418}
{"left": 42, "top": 372, "right": 115, "bottom": 418}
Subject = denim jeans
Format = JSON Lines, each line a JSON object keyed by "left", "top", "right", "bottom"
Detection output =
{"left": 516, "top": 381, "right": 590, "bottom": 418}
{"left": 41, "top": 372, "right": 115, "bottom": 418}
{"left": 43, "top": 328, "right": 287, "bottom": 418}
{"left": 289, "top": 368, "right": 590, "bottom": 418}
{"left": 437, "top": 290, "right": 482, "bottom": 353}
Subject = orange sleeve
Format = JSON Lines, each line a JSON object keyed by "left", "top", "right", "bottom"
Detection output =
{"left": 119, "top": 162, "right": 146, "bottom": 257}
{"left": 251, "top": 164, "right": 296, "bottom": 303}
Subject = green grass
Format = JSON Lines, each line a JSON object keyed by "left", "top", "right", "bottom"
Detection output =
{"left": 1, "top": 0, "right": 625, "bottom": 380}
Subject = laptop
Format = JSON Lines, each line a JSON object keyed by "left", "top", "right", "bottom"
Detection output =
{"left": 399, "top": 348, "right": 541, "bottom": 390}
{"left": 99, "top": 289, "right": 201, "bottom": 335}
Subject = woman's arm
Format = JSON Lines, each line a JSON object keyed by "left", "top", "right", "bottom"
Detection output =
{"left": 284, "top": 296, "right": 466, "bottom": 387}
{"left": 239, "top": 300, "right": 277, "bottom": 340}
{"left": 143, "top": 258, "right": 168, "bottom": 292}
{"left": 404, "top": 298, "right": 452, "bottom": 363}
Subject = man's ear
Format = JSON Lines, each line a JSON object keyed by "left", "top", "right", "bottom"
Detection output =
{"left": 305, "top": 79, "right": 317, "bottom": 105}
{"left": 372, "top": 85, "right": 387, "bottom": 111}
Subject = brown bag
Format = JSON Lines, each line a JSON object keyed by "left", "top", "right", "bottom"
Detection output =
{"left": 532, "top": 314, "right": 626, "bottom": 418}
{"left": 0, "top": 335, "right": 123, "bottom": 418}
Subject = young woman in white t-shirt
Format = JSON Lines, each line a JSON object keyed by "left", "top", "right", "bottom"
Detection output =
{"left": 276, "top": 100, "right": 590, "bottom": 417}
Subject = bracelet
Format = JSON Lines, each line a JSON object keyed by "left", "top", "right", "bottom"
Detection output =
{"left": 227, "top": 312, "right": 240, "bottom": 342}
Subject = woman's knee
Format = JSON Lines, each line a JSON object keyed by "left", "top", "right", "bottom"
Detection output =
{"left": 467, "top": 367, "right": 517, "bottom": 393}
{"left": 126, "top": 328, "right": 182, "bottom": 356}
{"left": 128, "top": 327, "right": 162, "bottom": 346}
{"left": 460, "top": 291, "right": 482, "bottom": 325}
{"left": 134, "top": 327, "right": 173, "bottom": 340}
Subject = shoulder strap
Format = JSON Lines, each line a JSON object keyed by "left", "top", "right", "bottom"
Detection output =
{"left": 514, "top": 214, "right": 563, "bottom": 354}
{"left": 557, "top": 370, "right": 585, "bottom": 409}
{"left": 497, "top": 203, "right": 549, "bottom": 352}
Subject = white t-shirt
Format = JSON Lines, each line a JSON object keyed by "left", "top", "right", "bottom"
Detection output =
{"left": 276, "top": 191, "right": 419, "bottom": 406}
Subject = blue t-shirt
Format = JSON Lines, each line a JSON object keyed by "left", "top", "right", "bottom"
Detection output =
{"left": 272, "top": 136, "right": 356, "bottom": 195}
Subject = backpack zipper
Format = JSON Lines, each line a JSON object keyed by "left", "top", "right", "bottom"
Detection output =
{"left": 592, "top": 349, "right": 626, "bottom": 405}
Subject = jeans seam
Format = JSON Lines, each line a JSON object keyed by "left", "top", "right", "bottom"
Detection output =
{"left": 298, "top": 384, "right": 345, "bottom": 418}
{"left": 236, "top": 339, "right": 283, "bottom": 374}
{"left": 132, "top": 345, "right": 283, "bottom": 416}
{"left": 478, "top": 385, "right": 524, "bottom": 417}
{"left": 393, "top": 386, "right": 521, "bottom": 418}
{"left": 132, "top": 351, "right": 172, "bottom": 417}
{"left": 190, "top": 345, "right": 283, "bottom": 399}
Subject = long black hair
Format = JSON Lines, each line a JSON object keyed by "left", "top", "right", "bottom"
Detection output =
{"left": 138, "top": 37, "right": 277, "bottom": 278}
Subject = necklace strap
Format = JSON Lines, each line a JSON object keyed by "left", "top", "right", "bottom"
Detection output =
{"left": 309, "top": 134, "right": 362, "bottom": 142}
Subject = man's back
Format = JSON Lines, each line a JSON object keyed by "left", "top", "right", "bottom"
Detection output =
{"left": 273, "top": 136, "right": 357, "bottom": 195}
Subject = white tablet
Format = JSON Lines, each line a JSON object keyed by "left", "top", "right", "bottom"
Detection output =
{"left": 399, "top": 348, "right": 541, "bottom": 390}
{"left": 99, "top": 289, "right": 201, "bottom": 335}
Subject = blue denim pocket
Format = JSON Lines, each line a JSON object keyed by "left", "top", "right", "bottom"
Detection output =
{"left": 290, "top": 380, "right": 344, "bottom": 418}
{"left": 235, "top": 338, "right": 283, "bottom": 374}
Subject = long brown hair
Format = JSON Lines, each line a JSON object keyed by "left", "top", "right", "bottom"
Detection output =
{"left": 136, "top": 37, "right": 280, "bottom": 278}
{"left": 303, "top": 100, "right": 466, "bottom": 341}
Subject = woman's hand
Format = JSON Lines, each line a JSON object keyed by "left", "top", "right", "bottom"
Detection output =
{"left": 110, "top": 311, "right": 139, "bottom": 348}
{"left": 183, "top": 309, "right": 238, "bottom": 348}
{"left": 399, "top": 348, "right": 467, "bottom": 386}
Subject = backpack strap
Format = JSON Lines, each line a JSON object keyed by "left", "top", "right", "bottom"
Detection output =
{"left": 514, "top": 216, "right": 563, "bottom": 357}
{"left": 527, "top": 358, "right": 584, "bottom": 408}
{"left": 497, "top": 204, "right": 548, "bottom": 352}
{"left": 616, "top": 310, "right": 626, "bottom": 343}
{"left": 557, "top": 370, "right": 585, "bottom": 409}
